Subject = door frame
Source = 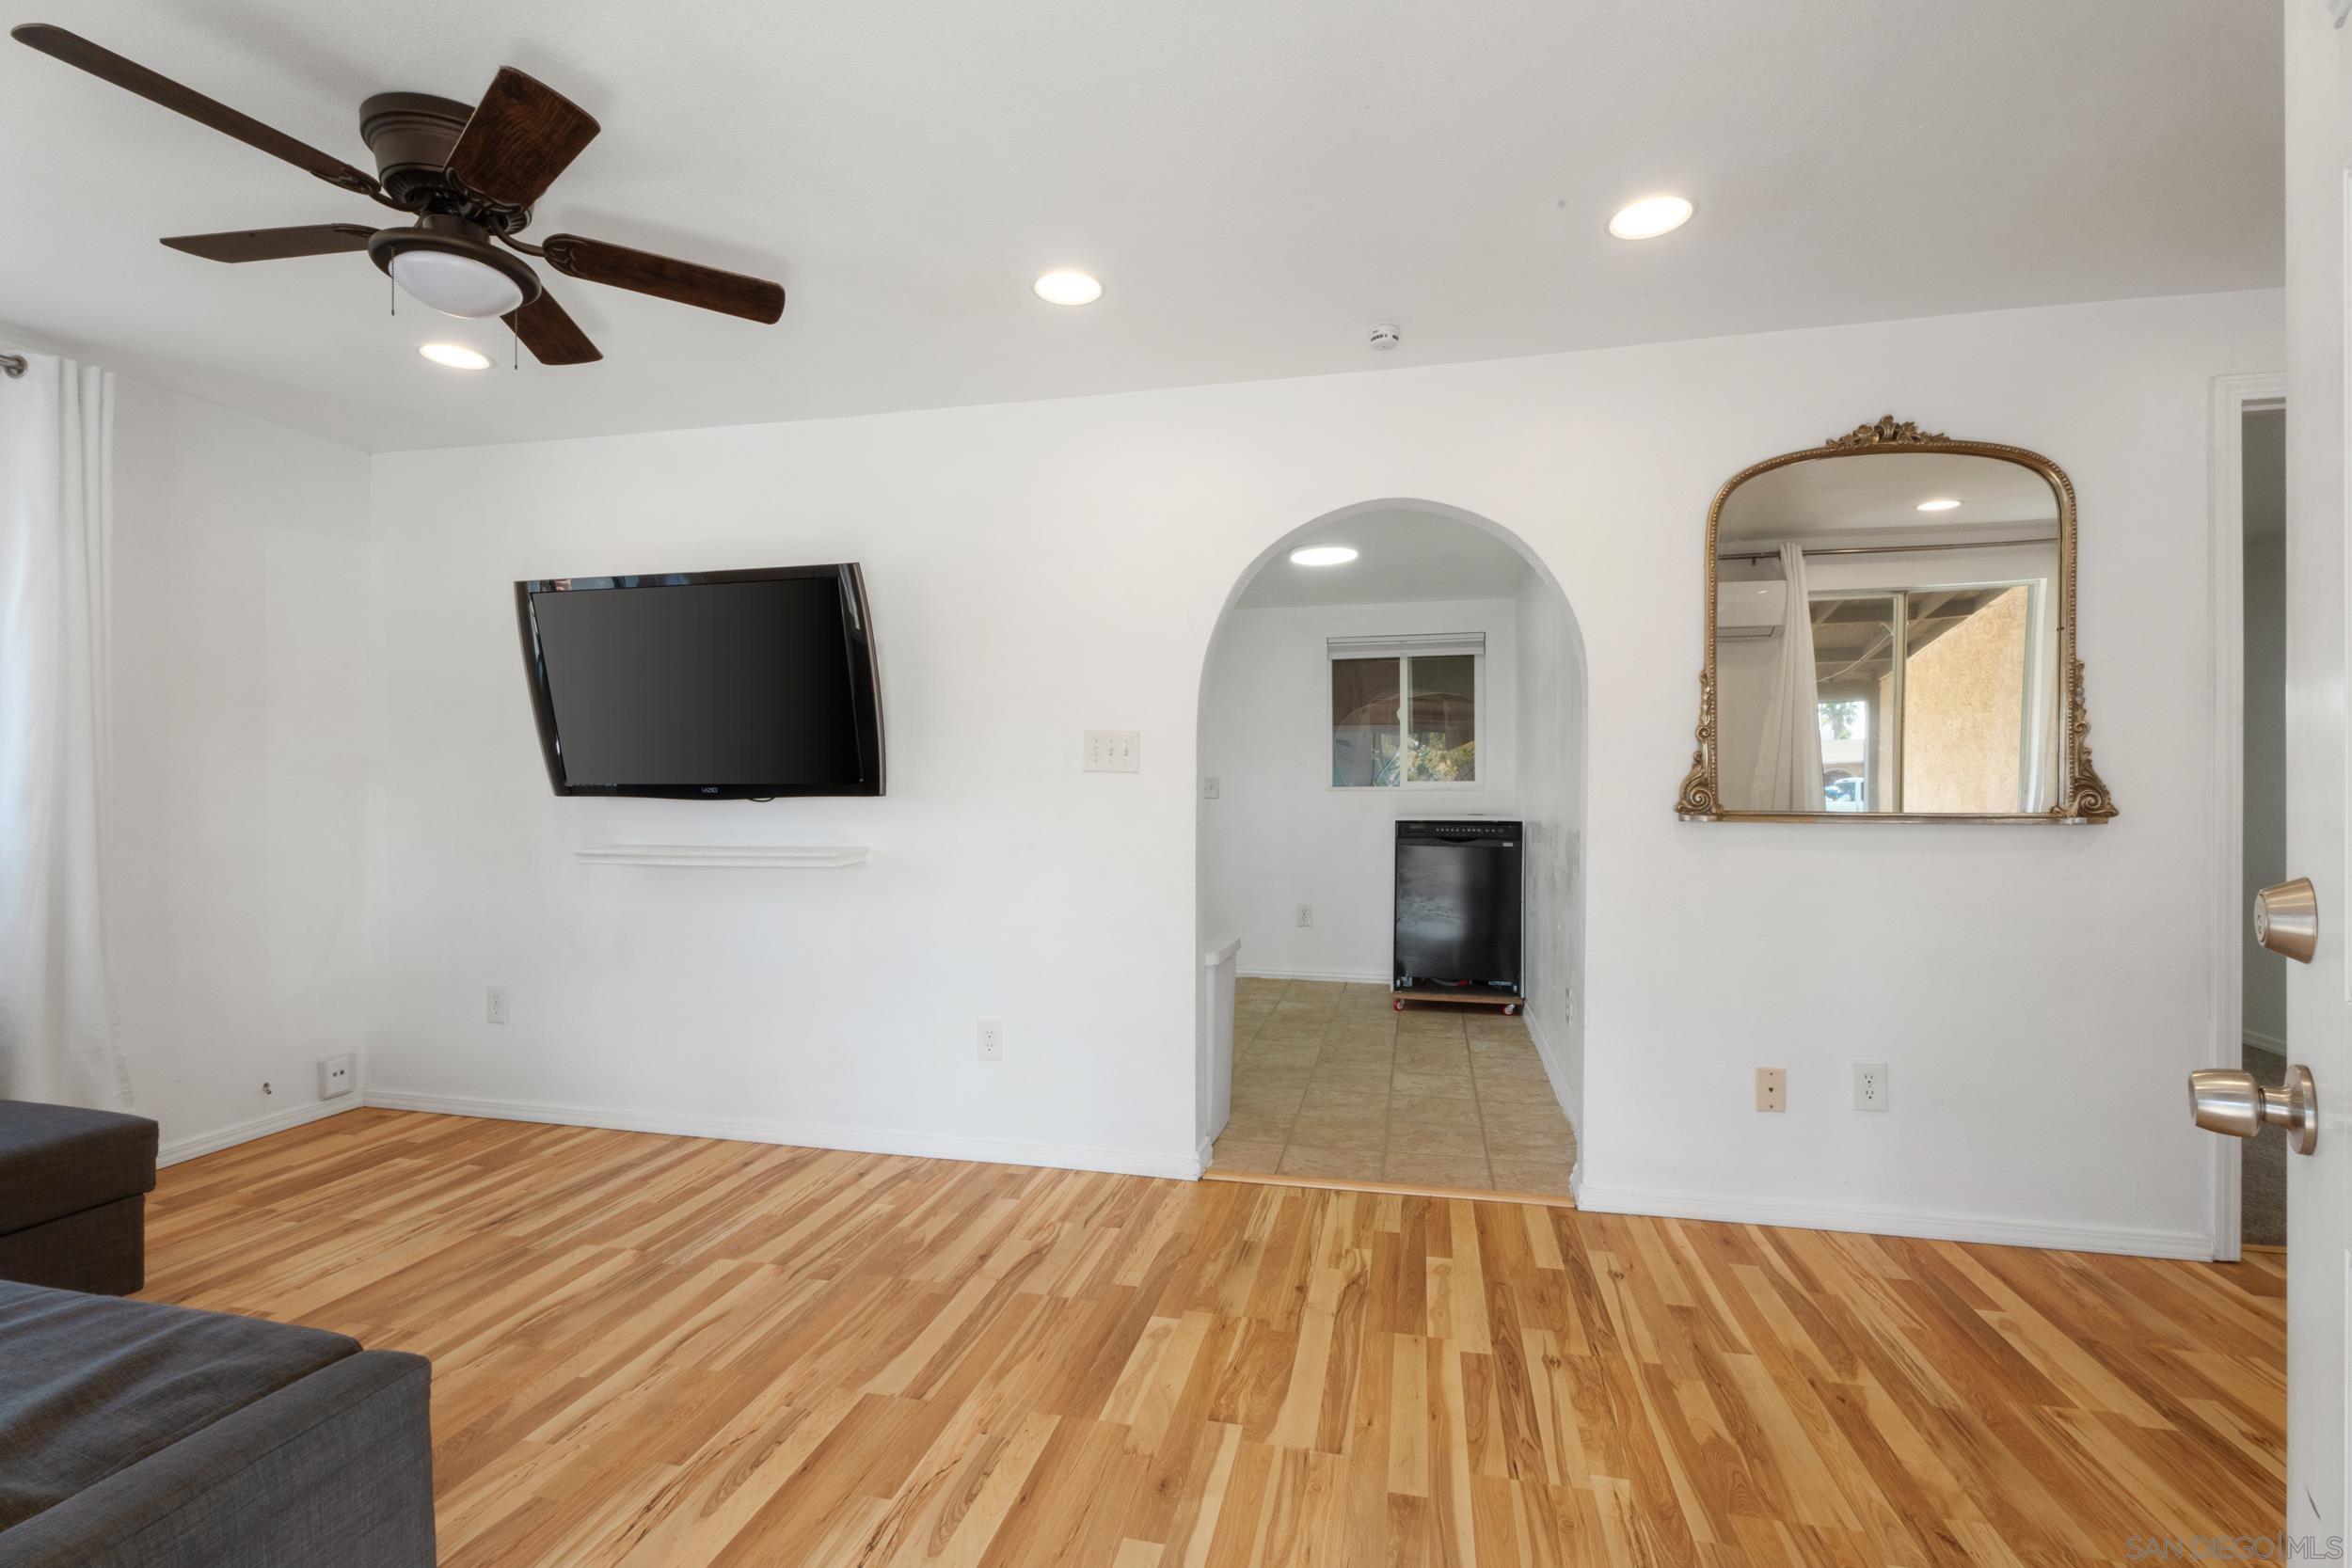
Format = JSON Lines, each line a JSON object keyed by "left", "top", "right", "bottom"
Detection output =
{"left": 2208, "top": 370, "right": 2287, "bottom": 1262}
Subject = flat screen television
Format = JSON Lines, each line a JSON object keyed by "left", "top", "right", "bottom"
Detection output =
{"left": 515, "top": 564, "right": 884, "bottom": 798}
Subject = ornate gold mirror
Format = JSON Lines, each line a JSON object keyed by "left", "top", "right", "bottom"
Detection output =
{"left": 1677, "top": 417, "right": 2116, "bottom": 823}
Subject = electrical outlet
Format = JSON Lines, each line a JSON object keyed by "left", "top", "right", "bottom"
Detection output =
{"left": 317, "top": 1053, "right": 355, "bottom": 1100}
{"left": 1083, "top": 731, "right": 1140, "bottom": 772}
{"left": 1201, "top": 775, "right": 1220, "bottom": 800}
{"left": 486, "top": 987, "right": 509, "bottom": 1025}
{"left": 1295, "top": 903, "right": 1313, "bottom": 927}
{"left": 1853, "top": 1063, "right": 1889, "bottom": 1111}
{"left": 1756, "top": 1067, "right": 1787, "bottom": 1112}
{"left": 977, "top": 1020, "right": 1005, "bottom": 1062}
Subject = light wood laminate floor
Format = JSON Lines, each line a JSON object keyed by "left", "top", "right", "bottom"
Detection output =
{"left": 143, "top": 1108, "right": 2283, "bottom": 1567}
{"left": 1212, "top": 977, "right": 1578, "bottom": 1192}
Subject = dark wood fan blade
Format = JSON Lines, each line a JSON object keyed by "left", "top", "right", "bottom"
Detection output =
{"left": 10, "top": 24, "right": 379, "bottom": 196}
{"left": 503, "top": 289, "right": 602, "bottom": 365}
{"left": 539, "top": 234, "right": 785, "bottom": 325}
{"left": 446, "top": 68, "right": 599, "bottom": 209}
{"left": 160, "top": 223, "right": 377, "bottom": 262}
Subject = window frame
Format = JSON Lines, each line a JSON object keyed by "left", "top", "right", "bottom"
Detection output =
{"left": 1327, "top": 636, "right": 1486, "bottom": 792}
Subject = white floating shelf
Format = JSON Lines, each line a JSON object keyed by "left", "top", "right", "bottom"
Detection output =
{"left": 573, "top": 844, "right": 870, "bottom": 869}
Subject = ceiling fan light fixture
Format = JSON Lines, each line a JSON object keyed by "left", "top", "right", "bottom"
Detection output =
{"left": 368, "top": 215, "right": 541, "bottom": 319}
{"left": 390, "top": 247, "right": 526, "bottom": 319}
{"left": 419, "top": 341, "right": 492, "bottom": 371}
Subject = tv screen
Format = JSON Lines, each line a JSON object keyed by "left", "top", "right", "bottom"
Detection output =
{"left": 515, "top": 565, "right": 884, "bottom": 798}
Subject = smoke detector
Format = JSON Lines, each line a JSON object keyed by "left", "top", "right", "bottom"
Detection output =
{"left": 1368, "top": 322, "right": 1401, "bottom": 352}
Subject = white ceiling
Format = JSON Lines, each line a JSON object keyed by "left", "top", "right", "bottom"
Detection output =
{"left": 1237, "top": 509, "right": 1534, "bottom": 609}
{"left": 0, "top": 1, "right": 2281, "bottom": 453}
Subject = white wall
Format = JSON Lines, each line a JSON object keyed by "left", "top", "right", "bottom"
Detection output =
{"left": 363, "top": 287, "right": 2279, "bottom": 1252}
{"left": 1200, "top": 596, "right": 1520, "bottom": 982}
{"left": 107, "top": 378, "right": 373, "bottom": 1161}
{"left": 1513, "top": 572, "right": 1587, "bottom": 1144}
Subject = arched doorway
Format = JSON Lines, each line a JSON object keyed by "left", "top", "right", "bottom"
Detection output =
{"left": 1194, "top": 499, "right": 1590, "bottom": 1196}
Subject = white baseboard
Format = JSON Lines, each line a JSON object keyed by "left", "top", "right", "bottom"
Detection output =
{"left": 2244, "top": 1030, "right": 2288, "bottom": 1057}
{"left": 363, "top": 1089, "right": 1205, "bottom": 1181}
{"left": 157, "top": 1096, "right": 365, "bottom": 1168}
{"left": 1572, "top": 1183, "right": 2211, "bottom": 1260}
{"left": 1237, "top": 966, "right": 1390, "bottom": 986}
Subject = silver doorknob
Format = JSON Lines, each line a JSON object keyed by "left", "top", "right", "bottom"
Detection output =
{"left": 2254, "top": 877, "right": 2318, "bottom": 963}
{"left": 2189, "top": 1064, "right": 2318, "bottom": 1154}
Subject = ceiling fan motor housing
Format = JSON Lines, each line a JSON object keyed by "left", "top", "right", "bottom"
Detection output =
{"left": 358, "top": 91, "right": 527, "bottom": 229}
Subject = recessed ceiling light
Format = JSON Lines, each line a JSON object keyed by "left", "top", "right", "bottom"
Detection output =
{"left": 419, "top": 342, "right": 492, "bottom": 371}
{"left": 1032, "top": 269, "right": 1103, "bottom": 306}
{"left": 1915, "top": 498, "right": 1962, "bottom": 512}
{"left": 1289, "top": 546, "right": 1359, "bottom": 567}
{"left": 1608, "top": 195, "right": 1693, "bottom": 240}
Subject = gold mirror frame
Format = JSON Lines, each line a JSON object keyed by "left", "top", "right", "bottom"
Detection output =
{"left": 1675, "top": 416, "right": 2118, "bottom": 824}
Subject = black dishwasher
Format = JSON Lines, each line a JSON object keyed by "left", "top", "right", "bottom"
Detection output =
{"left": 1393, "top": 819, "right": 1523, "bottom": 1003}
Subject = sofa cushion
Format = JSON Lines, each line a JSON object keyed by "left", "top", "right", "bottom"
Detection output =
{"left": 0, "top": 1102, "right": 158, "bottom": 1232}
{"left": 0, "top": 1195, "right": 148, "bottom": 1296}
{"left": 0, "top": 1281, "right": 359, "bottom": 1530}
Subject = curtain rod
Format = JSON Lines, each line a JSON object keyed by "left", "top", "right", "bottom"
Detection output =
{"left": 1717, "top": 535, "right": 2054, "bottom": 562}
{"left": 0, "top": 354, "right": 24, "bottom": 379}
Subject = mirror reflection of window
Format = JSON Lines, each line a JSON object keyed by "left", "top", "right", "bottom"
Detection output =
{"left": 1817, "top": 701, "right": 1870, "bottom": 811}
{"left": 1713, "top": 450, "right": 2061, "bottom": 816}
{"left": 1812, "top": 593, "right": 1897, "bottom": 811}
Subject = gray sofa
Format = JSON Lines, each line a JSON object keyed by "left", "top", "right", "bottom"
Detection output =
{"left": 0, "top": 1274, "right": 435, "bottom": 1567}
{"left": 0, "top": 1101, "right": 157, "bottom": 1296}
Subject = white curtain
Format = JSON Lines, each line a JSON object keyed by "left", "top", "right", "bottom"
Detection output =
{"left": 2020, "top": 581, "right": 2061, "bottom": 812}
{"left": 0, "top": 353, "right": 133, "bottom": 1109}
{"left": 1746, "top": 542, "right": 1826, "bottom": 812}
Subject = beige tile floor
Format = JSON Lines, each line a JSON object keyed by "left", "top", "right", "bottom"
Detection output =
{"left": 1209, "top": 976, "right": 1579, "bottom": 1194}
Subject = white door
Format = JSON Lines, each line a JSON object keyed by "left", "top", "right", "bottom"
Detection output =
{"left": 2283, "top": 0, "right": 2352, "bottom": 1542}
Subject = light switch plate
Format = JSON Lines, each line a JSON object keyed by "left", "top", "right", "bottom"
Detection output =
{"left": 1084, "top": 731, "right": 1141, "bottom": 772}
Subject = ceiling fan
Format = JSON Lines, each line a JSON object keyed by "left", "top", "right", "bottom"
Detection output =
{"left": 9, "top": 23, "right": 787, "bottom": 365}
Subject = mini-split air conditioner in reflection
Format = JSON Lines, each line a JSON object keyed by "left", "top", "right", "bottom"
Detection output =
{"left": 1716, "top": 578, "right": 1786, "bottom": 640}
